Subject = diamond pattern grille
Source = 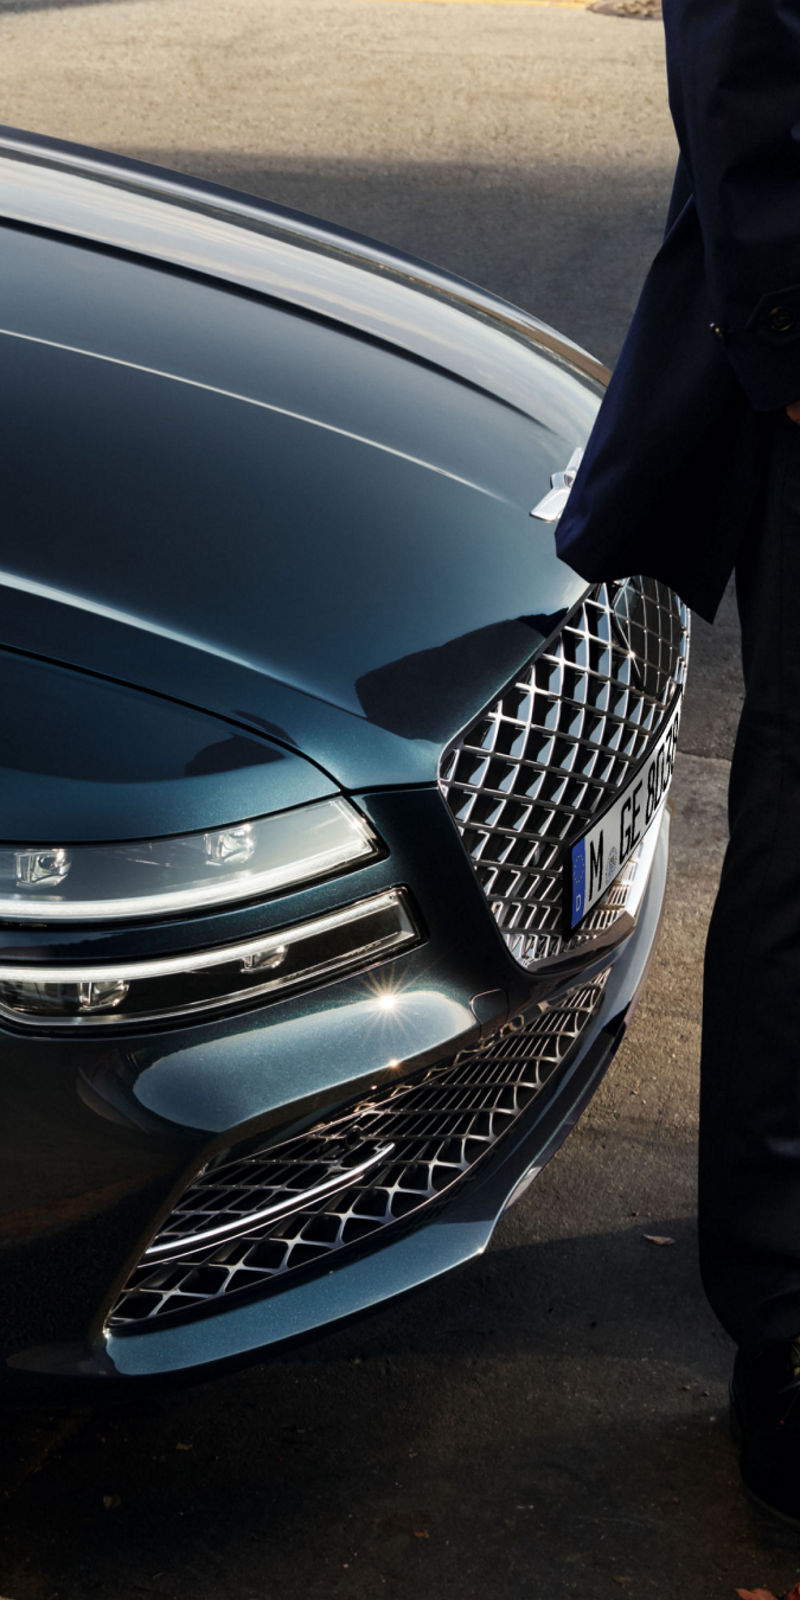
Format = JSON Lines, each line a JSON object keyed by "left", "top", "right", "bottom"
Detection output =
{"left": 438, "top": 577, "right": 689, "bottom": 965}
{"left": 108, "top": 972, "right": 609, "bottom": 1331}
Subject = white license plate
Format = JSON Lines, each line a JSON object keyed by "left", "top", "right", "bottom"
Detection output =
{"left": 567, "top": 701, "right": 681, "bottom": 930}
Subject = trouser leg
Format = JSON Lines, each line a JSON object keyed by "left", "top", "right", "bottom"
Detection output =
{"left": 699, "top": 412, "right": 800, "bottom": 1353}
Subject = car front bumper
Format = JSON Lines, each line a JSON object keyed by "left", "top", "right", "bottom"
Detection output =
{"left": 1, "top": 802, "right": 669, "bottom": 1391}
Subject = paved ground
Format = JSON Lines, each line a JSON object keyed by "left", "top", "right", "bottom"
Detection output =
{"left": 0, "top": 2, "right": 793, "bottom": 1597}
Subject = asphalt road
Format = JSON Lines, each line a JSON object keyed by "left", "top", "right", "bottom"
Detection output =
{"left": 0, "top": 3, "right": 784, "bottom": 1597}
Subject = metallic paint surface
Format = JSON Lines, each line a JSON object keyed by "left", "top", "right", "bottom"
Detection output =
{"left": 0, "top": 130, "right": 672, "bottom": 1391}
{"left": 0, "top": 127, "right": 608, "bottom": 395}
{"left": 0, "top": 812, "right": 670, "bottom": 1386}
{"left": 0, "top": 132, "right": 596, "bottom": 799}
{"left": 0, "top": 646, "right": 335, "bottom": 842}
{"left": 16, "top": 815, "right": 669, "bottom": 1385}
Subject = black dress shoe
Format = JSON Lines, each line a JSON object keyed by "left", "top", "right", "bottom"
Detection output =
{"left": 730, "top": 1338, "right": 800, "bottom": 1525}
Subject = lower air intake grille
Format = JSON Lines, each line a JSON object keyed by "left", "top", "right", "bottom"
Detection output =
{"left": 108, "top": 971, "right": 609, "bottom": 1331}
{"left": 438, "top": 576, "right": 689, "bottom": 965}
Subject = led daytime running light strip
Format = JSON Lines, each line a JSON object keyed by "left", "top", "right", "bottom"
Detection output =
{"left": 0, "top": 891, "right": 412, "bottom": 986}
{"left": 0, "top": 889, "right": 420, "bottom": 1027}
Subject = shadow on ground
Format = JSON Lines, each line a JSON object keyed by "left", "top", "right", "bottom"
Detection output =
{"left": 0, "top": 0, "right": 153, "bottom": 14}
{"left": 1, "top": 1215, "right": 796, "bottom": 1600}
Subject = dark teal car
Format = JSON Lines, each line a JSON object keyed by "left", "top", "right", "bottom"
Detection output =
{"left": 0, "top": 128, "right": 689, "bottom": 1389}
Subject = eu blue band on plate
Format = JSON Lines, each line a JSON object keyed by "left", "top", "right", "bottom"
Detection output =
{"left": 571, "top": 837, "right": 586, "bottom": 928}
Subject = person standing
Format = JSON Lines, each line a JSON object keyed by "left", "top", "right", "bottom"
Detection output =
{"left": 556, "top": 0, "right": 800, "bottom": 1524}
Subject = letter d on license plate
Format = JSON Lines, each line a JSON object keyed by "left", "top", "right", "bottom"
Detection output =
{"left": 568, "top": 702, "right": 681, "bottom": 930}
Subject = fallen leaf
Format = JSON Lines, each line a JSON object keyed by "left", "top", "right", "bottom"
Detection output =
{"left": 735, "top": 1589, "right": 779, "bottom": 1599}
{"left": 643, "top": 1234, "right": 676, "bottom": 1246}
{"left": 413, "top": 1530, "right": 429, "bottom": 1540}
{"left": 102, "top": 1494, "right": 122, "bottom": 1511}
{"left": 175, "top": 1442, "right": 193, "bottom": 1452}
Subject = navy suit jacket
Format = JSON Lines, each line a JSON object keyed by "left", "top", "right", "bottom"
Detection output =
{"left": 556, "top": 0, "right": 800, "bottom": 622}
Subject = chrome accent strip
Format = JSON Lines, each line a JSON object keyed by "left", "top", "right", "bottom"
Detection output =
{"left": 108, "top": 972, "right": 610, "bottom": 1329}
{"left": 144, "top": 1144, "right": 397, "bottom": 1261}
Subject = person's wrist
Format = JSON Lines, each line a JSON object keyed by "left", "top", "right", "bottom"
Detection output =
{"left": 786, "top": 400, "right": 800, "bottom": 424}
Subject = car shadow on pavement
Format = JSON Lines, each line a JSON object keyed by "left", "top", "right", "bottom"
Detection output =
{"left": 1, "top": 1217, "right": 797, "bottom": 1600}
{"left": 0, "top": 0, "right": 154, "bottom": 14}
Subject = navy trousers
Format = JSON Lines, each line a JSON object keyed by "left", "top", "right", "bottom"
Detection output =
{"left": 700, "top": 413, "right": 800, "bottom": 1352}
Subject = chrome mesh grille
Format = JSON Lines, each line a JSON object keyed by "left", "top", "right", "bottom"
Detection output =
{"left": 108, "top": 971, "right": 609, "bottom": 1331}
{"left": 438, "top": 576, "right": 689, "bottom": 965}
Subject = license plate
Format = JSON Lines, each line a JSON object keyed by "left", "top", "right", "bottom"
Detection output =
{"left": 567, "top": 701, "right": 681, "bottom": 930}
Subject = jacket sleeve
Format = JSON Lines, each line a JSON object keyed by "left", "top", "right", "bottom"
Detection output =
{"left": 663, "top": 0, "right": 800, "bottom": 410}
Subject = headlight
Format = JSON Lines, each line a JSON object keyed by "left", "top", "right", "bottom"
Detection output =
{"left": 0, "top": 799, "right": 378, "bottom": 922}
{"left": 0, "top": 889, "right": 420, "bottom": 1026}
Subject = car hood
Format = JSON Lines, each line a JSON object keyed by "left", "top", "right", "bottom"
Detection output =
{"left": 0, "top": 134, "right": 601, "bottom": 791}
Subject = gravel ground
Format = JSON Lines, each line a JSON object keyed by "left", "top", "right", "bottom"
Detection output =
{"left": 591, "top": 0, "right": 662, "bottom": 18}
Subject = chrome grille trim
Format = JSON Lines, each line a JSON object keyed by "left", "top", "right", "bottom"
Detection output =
{"left": 438, "top": 577, "right": 689, "bottom": 966}
{"left": 142, "top": 1143, "right": 397, "bottom": 1261}
{"left": 108, "top": 971, "right": 609, "bottom": 1331}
